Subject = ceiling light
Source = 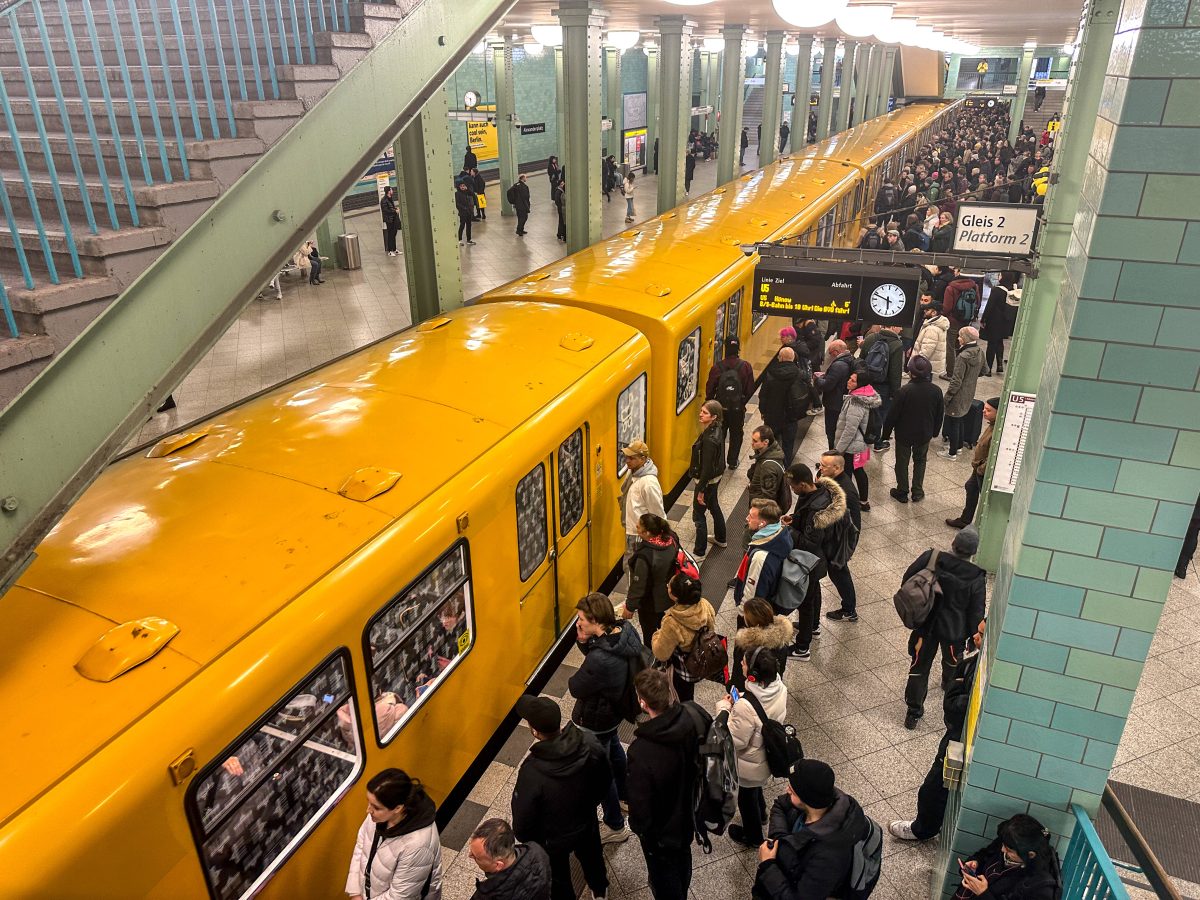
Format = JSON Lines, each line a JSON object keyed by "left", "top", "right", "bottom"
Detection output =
{"left": 1061, "top": 42, "right": 1075, "bottom": 54}
{"left": 525, "top": 41, "right": 543, "bottom": 55}
{"left": 702, "top": 36, "right": 725, "bottom": 52}
{"left": 874, "top": 15, "right": 916, "bottom": 43}
{"left": 1024, "top": 40, "right": 1038, "bottom": 49}
{"left": 835, "top": 3, "right": 894, "bottom": 37}
{"left": 772, "top": 0, "right": 849, "bottom": 29}
{"left": 530, "top": 24, "right": 563, "bottom": 46}
{"left": 785, "top": 40, "right": 800, "bottom": 56}
{"left": 607, "top": 30, "right": 641, "bottom": 50}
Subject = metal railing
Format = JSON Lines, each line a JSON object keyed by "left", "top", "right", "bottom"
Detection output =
{"left": 0, "top": 0, "right": 356, "bottom": 336}
{"left": 1062, "top": 804, "right": 1132, "bottom": 900}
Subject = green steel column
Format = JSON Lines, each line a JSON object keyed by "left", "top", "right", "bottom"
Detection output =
{"left": 707, "top": 48, "right": 722, "bottom": 134}
{"left": 395, "top": 88, "right": 463, "bottom": 323}
{"left": 604, "top": 45, "right": 620, "bottom": 158}
{"left": 493, "top": 38, "right": 519, "bottom": 217}
{"left": 556, "top": 0, "right": 605, "bottom": 252}
{"left": 715, "top": 24, "right": 746, "bottom": 184}
{"left": 697, "top": 50, "right": 710, "bottom": 121}
{"left": 858, "top": 43, "right": 878, "bottom": 123}
{"left": 315, "top": 206, "right": 344, "bottom": 271}
{"left": 815, "top": 37, "right": 837, "bottom": 141}
{"left": 656, "top": 15, "right": 694, "bottom": 211}
{"left": 879, "top": 46, "right": 897, "bottom": 115}
{"left": 1008, "top": 45, "right": 1037, "bottom": 143}
{"left": 555, "top": 46, "right": 566, "bottom": 164}
{"left": 850, "top": 41, "right": 872, "bottom": 126}
{"left": 760, "top": 31, "right": 784, "bottom": 165}
{"left": 975, "top": 1, "right": 1119, "bottom": 571}
{"left": 945, "top": 52, "right": 962, "bottom": 98}
{"left": 834, "top": 40, "right": 857, "bottom": 134}
{"left": 790, "top": 35, "right": 814, "bottom": 143}
{"left": 646, "top": 46, "right": 659, "bottom": 173}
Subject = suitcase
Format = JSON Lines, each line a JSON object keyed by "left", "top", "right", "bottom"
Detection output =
{"left": 942, "top": 399, "right": 984, "bottom": 447}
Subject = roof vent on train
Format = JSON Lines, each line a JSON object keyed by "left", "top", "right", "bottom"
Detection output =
{"left": 416, "top": 317, "right": 453, "bottom": 332}
{"left": 560, "top": 333, "right": 594, "bottom": 352}
{"left": 146, "top": 428, "right": 210, "bottom": 459}
{"left": 338, "top": 467, "right": 403, "bottom": 502}
{"left": 712, "top": 187, "right": 728, "bottom": 194}
{"left": 659, "top": 211, "right": 677, "bottom": 220}
{"left": 620, "top": 229, "right": 642, "bottom": 239}
{"left": 524, "top": 272, "right": 551, "bottom": 284}
{"left": 645, "top": 284, "right": 671, "bottom": 297}
{"left": 75, "top": 617, "right": 180, "bottom": 683}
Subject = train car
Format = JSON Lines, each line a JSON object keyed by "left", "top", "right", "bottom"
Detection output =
{"left": 476, "top": 100, "right": 958, "bottom": 497}
{"left": 0, "top": 302, "right": 649, "bottom": 899}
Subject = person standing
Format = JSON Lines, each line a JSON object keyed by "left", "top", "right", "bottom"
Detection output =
{"left": 883, "top": 356, "right": 944, "bottom": 504}
{"left": 691, "top": 400, "right": 727, "bottom": 557}
{"left": 623, "top": 171, "right": 637, "bottom": 223}
{"left": 734, "top": 597, "right": 795, "bottom": 687}
{"left": 858, "top": 325, "right": 903, "bottom": 451}
{"left": 759, "top": 347, "right": 808, "bottom": 465}
{"left": 553, "top": 177, "right": 567, "bottom": 243}
{"left": 779, "top": 121, "right": 790, "bottom": 154}
{"left": 380, "top": 186, "right": 400, "bottom": 257}
{"left": 511, "top": 696, "right": 612, "bottom": 900}
{"left": 816, "top": 340, "right": 854, "bottom": 450}
{"left": 747, "top": 427, "right": 788, "bottom": 511}
{"left": 468, "top": 818, "right": 552, "bottom": 900}
{"left": 815, "top": 452, "right": 861, "bottom": 624}
{"left": 684, "top": 150, "right": 696, "bottom": 195}
{"left": 471, "top": 168, "right": 488, "bottom": 220}
{"left": 940, "top": 270, "right": 980, "bottom": 377}
{"left": 946, "top": 396, "right": 998, "bottom": 528}
{"left": 938, "top": 327, "right": 983, "bottom": 461}
{"left": 511, "top": 174, "right": 531, "bottom": 236}
{"left": 979, "top": 273, "right": 1020, "bottom": 376}
{"left": 912, "top": 300, "right": 949, "bottom": 376}
{"left": 740, "top": 127, "right": 749, "bottom": 165}
{"left": 464, "top": 148, "right": 478, "bottom": 172}
{"left": 545, "top": 156, "right": 562, "bottom": 196}
{"left": 619, "top": 440, "right": 666, "bottom": 568}
{"left": 346, "top": 768, "right": 443, "bottom": 900}
{"left": 706, "top": 337, "right": 755, "bottom": 468}
{"left": 456, "top": 182, "right": 477, "bottom": 246}
{"left": 625, "top": 513, "right": 678, "bottom": 646}
{"left": 784, "top": 464, "right": 848, "bottom": 660}
{"left": 831, "top": 366, "right": 879, "bottom": 507}
{"left": 650, "top": 572, "right": 718, "bottom": 703}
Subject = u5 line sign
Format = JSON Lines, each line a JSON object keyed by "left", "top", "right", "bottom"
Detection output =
{"left": 952, "top": 202, "right": 1039, "bottom": 256}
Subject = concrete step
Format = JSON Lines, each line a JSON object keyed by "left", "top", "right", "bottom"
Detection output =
{"left": 0, "top": 220, "right": 174, "bottom": 287}
{"left": 0, "top": 333, "right": 57, "bottom": 404}
{"left": 2, "top": 271, "right": 123, "bottom": 349}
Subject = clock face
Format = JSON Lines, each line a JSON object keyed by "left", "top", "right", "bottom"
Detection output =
{"left": 869, "top": 282, "right": 907, "bottom": 318}
{"left": 464, "top": 90, "right": 480, "bottom": 108}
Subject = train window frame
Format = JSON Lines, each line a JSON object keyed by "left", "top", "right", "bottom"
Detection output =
{"left": 616, "top": 373, "right": 648, "bottom": 477}
{"left": 185, "top": 649, "right": 364, "bottom": 900}
{"left": 557, "top": 428, "right": 585, "bottom": 537}
{"left": 363, "top": 540, "right": 476, "bottom": 745}
{"left": 515, "top": 465, "right": 549, "bottom": 582}
{"left": 727, "top": 287, "right": 743, "bottom": 340}
{"left": 675, "top": 326, "right": 701, "bottom": 415}
{"left": 713, "top": 302, "right": 727, "bottom": 364}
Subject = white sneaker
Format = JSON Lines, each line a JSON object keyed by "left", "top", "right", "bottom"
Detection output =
{"left": 936, "top": 449, "right": 958, "bottom": 460}
{"left": 599, "top": 822, "right": 631, "bottom": 844}
{"left": 889, "top": 820, "right": 919, "bottom": 841}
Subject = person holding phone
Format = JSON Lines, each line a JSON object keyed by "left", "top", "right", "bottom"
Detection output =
{"left": 950, "top": 814, "right": 1061, "bottom": 899}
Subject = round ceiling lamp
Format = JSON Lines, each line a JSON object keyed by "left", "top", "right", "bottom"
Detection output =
{"left": 607, "top": 30, "right": 641, "bottom": 50}
{"left": 530, "top": 24, "right": 563, "bottom": 46}
{"left": 525, "top": 41, "right": 544, "bottom": 55}
{"left": 771, "top": 0, "right": 850, "bottom": 30}
{"left": 874, "top": 15, "right": 916, "bottom": 43}
{"left": 702, "top": 36, "right": 725, "bottom": 52}
{"left": 835, "top": 3, "right": 893, "bottom": 37}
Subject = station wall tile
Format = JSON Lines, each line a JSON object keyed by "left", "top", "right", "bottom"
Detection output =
{"left": 1034, "top": 611, "right": 1121, "bottom": 655}
{"left": 1065, "top": 486, "right": 1157, "bottom": 531}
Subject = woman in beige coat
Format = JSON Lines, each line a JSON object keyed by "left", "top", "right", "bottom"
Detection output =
{"left": 650, "top": 572, "right": 716, "bottom": 703}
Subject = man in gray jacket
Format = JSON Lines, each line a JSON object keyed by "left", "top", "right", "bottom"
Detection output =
{"left": 937, "top": 328, "right": 983, "bottom": 461}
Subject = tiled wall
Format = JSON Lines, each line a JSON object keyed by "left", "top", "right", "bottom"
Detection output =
{"left": 940, "top": 0, "right": 1200, "bottom": 889}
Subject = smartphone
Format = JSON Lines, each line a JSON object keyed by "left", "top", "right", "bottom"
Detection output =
{"left": 730, "top": 686, "right": 740, "bottom": 702}
{"left": 766, "top": 839, "right": 776, "bottom": 849}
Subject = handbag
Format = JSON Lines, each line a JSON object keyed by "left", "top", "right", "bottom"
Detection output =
{"left": 476, "top": 193, "right": 487, "bottom": 209}
{"left": 853, "top": 447, "right": 871, "bottom": 469}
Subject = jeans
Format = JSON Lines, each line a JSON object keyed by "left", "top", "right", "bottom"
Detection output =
{"left": 457, "top": 217, "right": 473, "bottom": 242}
{"left": 641, "top": 840, "right": 692, "bottom": 900}
{"left": 737, "top": 785, "right": 767, "bottom": 843}
{"left": 548, "top": 822, "right": 608, "bottom": 900}
{"left": 944, "top": 414, "right": 965, "bottom": 456}
{"left": 905, "top": 631, "right": 960, "bottom": 719}
{"left": 384, "top": 220, "right": 399, "bottom": 252}
{"left": 308, "top": 257, "right": 322, "bottom": 284}
{"left": 626, "top": 197, "right": 635, "bottom": 218}
{"left": 598, "top": 729, "right": 628, "bottom": 829}
{"left": 726, "top": 407, "right": 746, "bottom": 467}
{"left": 961, "top": 471, "right": 983, "bottom": 523}
{"left": 894, "top": 440, "right": 930, "bottom": 498}
{"left": 828, "top": 564, "right": 857, "bottom": 614}
{"left": 691, "top": 481, "right": 726, "bottom": 553}
{"left": 842, "top": 452, "right": 869, "bottom": 502}
{"left": 911, "top": 732, "right": 953, "bottom": 839}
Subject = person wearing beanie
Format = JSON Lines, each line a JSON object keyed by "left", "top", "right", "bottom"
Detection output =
{"left": 946, "top": 396, "right": 999, "bottom": 529}
{"left": 899, "top": 526, "right": 987, "bottom": 729}
{"left": 754, "top": 760, "right": 880, "bottom": 899}
{"left": 881, "top": 354, "right": 945, "bottom": 504}
{"left": 705, "top": 336, "right": 755, "bottom": 469}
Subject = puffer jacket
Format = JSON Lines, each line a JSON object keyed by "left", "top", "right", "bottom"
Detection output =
{"left": 470, "top": 842, "right": 551, "bottom": 900}
{"left": 569, "top": 622, "right": 644, "bottom": 733}
{"left": 719, "top": 677, "right": 788, "bottom": 788}
{"left": 833, "top": 384, "right": 882, "bottom": 454}
{"left": 912, "top": 314, "right": 949, "bottom": 375}
{"left": 945, "top": 342, "right": 984, "bottom": 418}
{"left": 789, "top": 477, "right": 848, "bottom": 564}
{"left": 757, "top": 790, "right": 876, "bottom": 900}
{"left": 346, "top": 793, "right": 443, "bottom": 900}
{"left": 651, "top": 598, "right": 717, "bottom": 662}
{"left": 626, "top": 534, "right": 676, "bottom": 616}
{"left": 734, "top": 523, "right": 794, "bottom": 605}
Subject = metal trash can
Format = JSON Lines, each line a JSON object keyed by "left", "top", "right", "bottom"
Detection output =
{"left": 338, "top": 233, "right": 362, "bottom": 270}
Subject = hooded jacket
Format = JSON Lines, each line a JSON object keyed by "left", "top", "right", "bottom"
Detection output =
{"left": 756, "top": 790, "right": 876, "bottom": 900}
{"left": 883, "top": 378, "right": 945, "bottom": 448}
{"left": 789, "top": 477, "right": 848, "bottom": 565}
{"left": 346, "top": 792, "right": 444, "bottom": 900}
{"left": 903, "top": 549, "right": 986, "bottom": 644}
{"left": 833, "top": 384, "right": 882, "bottom": 454}
{"left": 651, "top": 598, "right": 718, "bottom": 663}
{"left": 719, "top": 677, "right": 788, "bottom": 788}
{"left": 759, "top": 357, "right": 808, "bottom": 427}
{"left": 705, "top": 355, "right": 755, "bottom": 406}
{"left": 818, "top": 352, "right": 855, "bottom": 407}
{"left": 944, "top": 342, "right": 984, "bottom": 418}
{"left": 626, "top": 534, "right": 677, "bottom": 616}
{"left": 943, "top": 276, "right": 980, "bottom": 328}
{"left": 858, "top": 329, "right": 904, "bottom": 393}
{"left": 511, "top": 723, "right": 611, "bottom": 853}
{"left": 626, "top": 701, "right": 710, "bottom": 849}
{"left": 469, "top": 843, "right": 551, "bottom": 900}
{"left": 620, "top": 459, "right": 666, "bottom": 537}
{"left": 913, "top": 313, "right": 949, "bottom": 375}
{"left": 734, "top": 523, "right": 795, "bottom": 605}
{"left": 569, "top": 622, "right": 644, "bottom": 733}
{"left": 749, "top": 441, "right": 788, "bottom": 504}
{"left": 796, "top": 321, "right": 826, "bottom": 371}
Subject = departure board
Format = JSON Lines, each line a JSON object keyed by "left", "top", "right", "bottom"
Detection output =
{"left": 753, "top": 265, "right": 921, "bottom": 327}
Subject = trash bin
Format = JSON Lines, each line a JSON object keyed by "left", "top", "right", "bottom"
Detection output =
{"left": 338, "top": 233, "right": 362, "bottom": 270}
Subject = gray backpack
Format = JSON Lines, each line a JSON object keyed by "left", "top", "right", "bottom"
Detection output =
{"left": 774, "top": 549, "right": 825, "bottom": 611}
{"left": 893, "top": 550, "right": 942, "bottom": 628}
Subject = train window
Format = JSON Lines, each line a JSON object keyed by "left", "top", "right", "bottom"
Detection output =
{"left": 188, "top": 651, "right": 362, "bottom": 900}
{"left": 727, "top": 287, "right": 743, "bottom": 338}
{"left": 557, "top": 429, "right": 584, "bottom": 536}
{"left": 616, "top": 373, "right": 647, "bottom": 477}
{"left": 364, "top": 543, "right": 474, "bottom": 743}
{"left": 516, "top": 465, "right": 549, "bottom": 580}
{"left": 676, "top": 326, "right": 701, "bottom": 415}
{"left": 714, "top": 303, "right": 727, "bottom": 363}
{"left": 752, "top": 309, "right": 768, "bottom": 333}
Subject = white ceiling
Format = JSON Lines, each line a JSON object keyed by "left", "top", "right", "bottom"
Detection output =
{"left": 504, "top": 0, "right": 1084, "bottom": 52}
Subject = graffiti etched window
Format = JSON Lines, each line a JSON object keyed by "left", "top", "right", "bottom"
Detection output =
{"left": 676, "top": 327, "right": 701, "bottom": 415}
{"left": 558, "top": 429, "right": 584, "bottom": 536}
{"left": 516, "top": 465, "right": 548, "bottom": 581}
{"left": 714, "top": 304, "right": 727, "bottom": 364}
{"left": 727, "top": 287, "right": 743, "bottom": 340}
{"left": 616, "top": 373, "right": 647, "bottom": 477}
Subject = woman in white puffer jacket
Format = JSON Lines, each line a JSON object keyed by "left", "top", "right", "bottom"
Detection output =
{"left": 346, "top": 768, "right": 443, "bottom": 900}
{"left": 715, "top": 648, "right": 788, "bottom": 849}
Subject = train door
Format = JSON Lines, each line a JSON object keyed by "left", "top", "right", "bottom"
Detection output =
{"left": 515, "top": 463, "right": 558, "bottom": 674}
{"left": 551, "top": 426, "right": 591, "bottom": 634}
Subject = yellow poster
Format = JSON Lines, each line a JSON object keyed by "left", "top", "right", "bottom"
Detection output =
{"left": 466, "top": 120, "right": 499, "bottom": 162}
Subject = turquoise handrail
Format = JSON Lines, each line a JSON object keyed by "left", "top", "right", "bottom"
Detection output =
{"left": 1061, "top": 804, "right": 1131, "bottom": 900}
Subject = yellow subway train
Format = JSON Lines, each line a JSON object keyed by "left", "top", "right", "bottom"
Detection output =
{"left": 0, "top": 99, "right": 957, "bottom": 899}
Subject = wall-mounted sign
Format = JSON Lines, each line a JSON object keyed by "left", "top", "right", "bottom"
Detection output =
{"left": 952, "top": 202, "right": 1039, "bottom": 256}
{"left": 520, "top": 122, "right": 547, "bottom": 135}
{"left": 991, "top": 391, "right": 1036, "bottom": 494}
{"left": 465, "top": 120, "right": 498, "bottom": 161}
{"left": 623, "top": 91, "right": 647, "bottom": 130}
{"left": 753, "top": 265, "right": 921, "bottom": 327}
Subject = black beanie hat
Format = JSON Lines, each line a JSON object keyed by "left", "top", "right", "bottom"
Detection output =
{"left": 788, "top": 759, "right": 836, "bottom": 808}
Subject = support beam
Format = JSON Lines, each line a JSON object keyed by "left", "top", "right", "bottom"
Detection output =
{"left": 0, "top": 0, "right": 516, "bottom": 590}
{"left": 759, "top": 31, "right": 784, "bottom": 165}
{"left": 554, "top": 45, "right": 566, "bottom": 163}
{"left": 493, "top": 38, "right": 519, "bottom": 217}
{"left": 707, "top": 48, "right": 721, "bottom": 133}
{"left": 878, "top": 46, "right": 897, "bottom": 116}
{"left": 1008, "top": 45, "right": 1037, "bottom": 143}
{"left": 646, "top": 47, "right": 659, "bottom": 173}
{"left": 556, "top": 0, "right": 605, "bottom": 252}
{"left": 944, "top": 52, "right": 962, "bottom": 97}
{"left": 863, "top": 44, "right": 882, "bottom": 121}
{"left": 790, "top": 35, "right": 814, "bottom": 144}
{"left": 715, "top": 24, "right": 746, "bottom": 184}
{"left": 656, "top": 15, "right": 694, "bottom": 211}
{"left": 850, "top": 41, "right": 871, "bottom": 126}
{"left": 604, "top": 45, "right": 620, "bottom": 158}
{"left": 834, "top": 40, "right": 857, "bottom": 133}
{"left": 815, "top": 37, "right": 837, "bottom": 141}
{"left": 396, "top": 88, "right": 464, "bottom": 323}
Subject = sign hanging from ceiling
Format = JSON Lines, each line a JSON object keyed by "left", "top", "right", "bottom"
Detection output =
{"left": 753, "top": 264, "right": 922, "bottom": 327}
{"left": 952, "top": 202, "right": 1039, "bottom": 256}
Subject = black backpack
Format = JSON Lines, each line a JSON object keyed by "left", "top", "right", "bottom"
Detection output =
{"left": 955, "top": 283, "right": 980, "bottom": 322}
{"left": 863, "top": 338, "right": 889, "bottom": 385}
{"left": 506, "top": 184, "right": 518, "bottom": 204}
{"left": 862, "top": 229, "right": 883, "bottom": 250}
{"left": 682, "top": 703, "right": 738, "bottom": 854}
{"left": 743, "top": 688, "right": 804, "bottom": 777}
{"left": 716, "top": 364, "right": 745, "bottom": 415}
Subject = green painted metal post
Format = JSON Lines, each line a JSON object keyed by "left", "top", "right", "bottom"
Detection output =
{"left": 493, "top": 38, "right": 519, "bottom": 217}
{"left": 315, "top": 206, "right": 344, "bottom": 271}
{"left": 604, "top": 45, "right": 620, "bottom": 158}
{"left": 945, "top": 52, "right": 962, "bottom": 97}
{"left": 556, "top": 0, "right": 604, "bottom": 253}
{"left": 715, "top": 24, "right": 746, "bottom": 184}
{"left": 816, "top": 38, "right": 837, "bottom": 141}
{"left": 790, "top": 35, "right": 814, "bottom": 143}
{"left": 760, "top": 32, "right": 784, "bottom": 166}
{"left": 555, "top": 45, "right": 566, "bottom": 163}
{"left": 852, "top": 41, "right": 872, "bottom": 126}
{"left": 395, "top": 87, "right": 463, "bottom": 323}
{"left": 879, "top": 47, "right": 897, "bottom": 115}
{"left": 1008, "top": 45, "right": 1037, "bottom": 143}
{"left": 707, "top": 48, "right": 721, "bottom": 135}
{"left": 646, "top": 46, "right": 659, "bottom": 173}
{"left": 656, "top": 15, "right": 694, "bottom": 211}
{"left": 834, "top": 40, "right": 857, "bottom": 134}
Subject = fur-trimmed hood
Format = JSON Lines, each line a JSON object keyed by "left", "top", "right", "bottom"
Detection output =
{"left": 734, "top": 615, "right": 795, "bottom": 650}
{"left": 813, "top": 476, "right": 847, "bottom": 531}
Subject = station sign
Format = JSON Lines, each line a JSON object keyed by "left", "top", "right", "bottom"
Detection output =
{"left": 753, "top": 264, "right": 922, "bottom": 327}
{"left": 520, "top": 122, "right": 546, "bottom": 135}
{"left": 952, "top": 202, "right": 1039, "bottom": 256}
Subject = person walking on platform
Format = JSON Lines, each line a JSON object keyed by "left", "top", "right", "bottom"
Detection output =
{"left": 759, "top": 347, "right": 808, "bottom": 465}
{"left": 624, "top": 513, "right": 678, "bottom": 647}
{"left": 553, "top": 178, "right": 567, "bottom": 243}
{"left": 380, "top": 186, "right": 400, "bottom": 257}
{"left": 938, "top": 328, "right": 983, "bottom": 461}
{"left": 706, "top": 337, "right": 755, "bottom": 468}
{"left": 509, "top": 174, "right": 531, "bottom": 236}
{"left": 691, "top": 400, "right": 727, "bottom": 558}
{"left": 619, "top": 440, "right": 666, "bottom": 569}
{"left": 456, "top": 182, "right": 477, "bottom": 246}
{"left": 900, "top": 526, "right": 986, "bottom": 729}
{"left": 946, "top": 396, "right": 998, "bottom": 529}
{"left": 816, "top": 340, "right": 854, "bottom": 450}
{"left": 883, "top": 356, "right": 944, "bottom": 504}
{"left": 511, "top": 696, "right": 612, "bottom": 900}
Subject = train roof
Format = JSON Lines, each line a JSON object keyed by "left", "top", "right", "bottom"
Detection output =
{"left": 1, "top": 301, "right": 643, "bottom": 827}
{"left": 478, "top": 103, "right": 949, "bottom": 317}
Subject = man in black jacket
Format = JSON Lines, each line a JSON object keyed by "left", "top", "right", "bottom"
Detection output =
{"left": 706, "top": 337, "right": 755, "bottom": 468}
{"left": 754, "top": 760, "right": 879, "bottom": 900}
{"left": 511, "top": 696, "right": 612, "bottom": 900}
{"left": 759, "top": 347, "right": 808, "bottom": 464}
{"left": 784, "top": 465, "right": 848, "bottom": 659}
{"left": 511, "top": 174, "right": 531, "bottom": 236}
{"left": 627, "top": 668, "right": 709, "bottom": 900}
{"left": 857, "top": 325, "right": 904, "bottom": 451}
{"left": 816, "top": 340, "right": 854, "bottom": 450}
{"left": 817, "top": 452, "right": 861, "bottom": 623}
{"left": 882, "top": 355, "right": 945, "bottom": 503}
{"left": 901, "top": 525, "right": 987, "bottom": 729}
{"left": 469, "top": 817, "right": 552, "bottom": 900}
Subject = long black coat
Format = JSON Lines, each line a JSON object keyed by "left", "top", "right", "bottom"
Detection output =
{"left": 626, "top": 702, "right": 709, "bottom": 850}
{"left": 511, "top": 724, "right": 611, "bottom": 853}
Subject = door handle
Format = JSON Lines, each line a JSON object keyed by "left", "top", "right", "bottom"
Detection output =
{"left": 549, "top": 548, "right": 558, "bottom": 561}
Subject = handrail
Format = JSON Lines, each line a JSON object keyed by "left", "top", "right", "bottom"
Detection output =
{"left": 1100, "top": 784, "right": 1183, "bottom": 900}
{"left": 1062, "top": 804, "right": 1131, "bottom": 900}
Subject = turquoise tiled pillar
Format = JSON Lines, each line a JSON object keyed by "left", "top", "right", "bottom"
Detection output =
{"left": 938, "top": 0, "right": 1200, "bottom": 891}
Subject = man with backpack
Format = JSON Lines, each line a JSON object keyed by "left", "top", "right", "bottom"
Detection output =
{"left": 747, "top": 427, "right": 790, "bottom": 518}
{"left": 857, "top": 325, "right": 904, "bottom": 452}
{"left": 626, "top": 668, "right": 712, "bottom": 900}
{"left": 759, "top": 347, "right": 809, "bottom": 464}
{"left": 940, "top": 270, "right": 981, "bottom": 378}
{"left": 507, "top": 174, "right": 531, "bottom": 236}
{"left": 898, "top": 525, "right": 987, "bottom": 729}
{"left": 817, "top": 340, "right": 855, "bottom": 451}
{"left": 784, "top": 464, "right": 848, "bottom": 661}
{"left": 754, "top": 760, "right": 882, "bottom": 900}
{"left": 706, "top": 337, "right": 755, "bottom": 469}
{"left": 733, "top": 499, "right": 794, "bottom": 681}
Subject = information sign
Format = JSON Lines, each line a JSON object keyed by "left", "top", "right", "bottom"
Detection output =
{"left": 465, "top": 120, "right": 498, "bottom": 161}
{"left": 990, "top": 391, "right": 1036, "bottom": 494}
{"left": 520, "top": 123, "right": 546, "bottom": 135}
{"left": 753, "top": 265, "right": 921, "bottom": 327}
{"left": 952, "top": 202, "right": 1038, "bottom": 256}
